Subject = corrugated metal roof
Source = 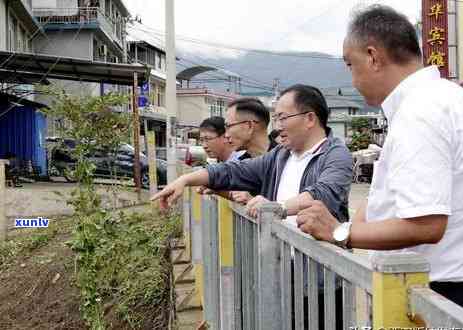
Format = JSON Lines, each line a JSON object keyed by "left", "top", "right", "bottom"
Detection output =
{"left": 0, "top": 50, "right": 150, "bottom": 86}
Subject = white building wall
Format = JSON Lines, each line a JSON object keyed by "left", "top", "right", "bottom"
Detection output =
{"left": 177, "top": 95, "right": 209, "bottom": 127}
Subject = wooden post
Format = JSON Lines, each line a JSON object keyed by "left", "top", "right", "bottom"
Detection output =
{"left": 132, "top": 72, "right": 142, "bottom": 201}
{"left": 0, "top": 160, "right": 8, "bottom": 241}
{"left": 146, "top": 130, "right": 158, "bottom": 195}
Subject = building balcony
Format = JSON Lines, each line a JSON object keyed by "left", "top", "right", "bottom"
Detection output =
{"left": 33, "top": 7, "right": 123, "bottom": 48}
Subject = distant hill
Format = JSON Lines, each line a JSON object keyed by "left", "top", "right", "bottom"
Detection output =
{"left": 177, "top": 50, "right": 382, "bottom": 114}
{"left": 178, "top": 50, "right": 352, "bottom": 93}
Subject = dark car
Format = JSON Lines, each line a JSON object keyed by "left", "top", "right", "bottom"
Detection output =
{"left": 48, "top": 138, "right": 167, "bottom": 188}
{"left": 156, "top": 145, "right": 207, "bottom": 167}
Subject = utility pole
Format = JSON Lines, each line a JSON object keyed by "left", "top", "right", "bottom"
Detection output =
{"left": 166, "top": 0, "right": 178, "bottom": 182}
{"left": 0, "top": 160, "right": 6, "bottom": 241}
{"left": 133, "top": 72, "right": 142, "bottom": 201}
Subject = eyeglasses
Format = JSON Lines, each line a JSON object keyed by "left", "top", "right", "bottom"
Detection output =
{"left": 272, "top": 111, "right": 313, "bottom": 124}
{"left": 199, "top": 135, "right": 221, "bottom": 143}
{"left": 224, "top": 120, "right": 259, "bottom": 130}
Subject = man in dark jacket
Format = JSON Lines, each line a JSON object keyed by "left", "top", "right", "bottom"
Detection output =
{"left": 152, "top": 84, "right": 352, "bottom": 224}
{"left": 153, "top": 84, "right": 352, "bottom": 330}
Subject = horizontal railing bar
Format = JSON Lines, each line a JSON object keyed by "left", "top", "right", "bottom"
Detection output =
{"left": 231, "top": 203, "right": 259, "bottom": 225}
{"left": 409, "top": 287, "right": 463, "bottom": 327}
{"left": 272, "top": 221, "right": 374, "bottom": 293}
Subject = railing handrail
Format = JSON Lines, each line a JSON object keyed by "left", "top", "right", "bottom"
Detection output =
{"left": 270, "top": 218, "right": 374, "bottom": 293}
{"left": 409, "top": 287, "right": 463, "bottom": 327}
{"left": 230, "top": 203, "right": 259, "bottom": 225}
{"left": 187, "top": 192, "right": 463, "bottom": 329}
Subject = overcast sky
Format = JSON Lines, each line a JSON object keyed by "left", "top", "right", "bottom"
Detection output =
{"left": 126, "top": 0, "right": 421, "bottom": 57}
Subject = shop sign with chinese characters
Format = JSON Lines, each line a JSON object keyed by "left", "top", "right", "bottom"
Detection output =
{"left": 422, "top": 0, "right": 449, "bottom": 78}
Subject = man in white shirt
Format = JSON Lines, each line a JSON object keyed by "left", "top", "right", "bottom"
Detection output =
{"left": 296, "top": 4, "right": 463, "bottom": 307}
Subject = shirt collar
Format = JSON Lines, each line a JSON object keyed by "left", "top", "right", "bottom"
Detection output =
{"left": 290, "top": 137, "right": 327, "bottom": 160}
{"left": 381, "top": 66, "right": 441, "bottom": 123}
{"left": 227, "top": 150, "right": 246, "bottom": 161}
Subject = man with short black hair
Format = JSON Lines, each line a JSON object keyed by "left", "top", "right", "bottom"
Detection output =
{"left": 225, "top": 97, "right": 271, "bottom": 157}
{"left": 199, "top": 116, "right": 238, "bottom": 162}
{"left": 297, "top": 4, "right": 463, "bottom": 308}
{"left": 153, "top": 85, "right": 352, "bottom": 329}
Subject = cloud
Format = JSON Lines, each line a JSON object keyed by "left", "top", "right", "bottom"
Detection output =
{"left": 126, "top": 0, "right": 421, "bottom": 57}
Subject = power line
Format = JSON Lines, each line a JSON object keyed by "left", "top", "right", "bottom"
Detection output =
{"left": 267, "top": 0, "right": 346, "bottom": 48}
{"left": 130, "top": 24, "right": 344, "bottom": 61}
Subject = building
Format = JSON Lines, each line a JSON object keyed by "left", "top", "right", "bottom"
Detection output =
{"left": 32, "top": 0, "right": 128, "bottom": 63}
{"left": 127, "top": 22, "right": 169, "bottom": 149}
{"left": 0, "top": 1, "right": 151, "bottom": 178}
{"left": 0, "top": 0, "right": 42, "bottom": 52}
{"left": 176, "top": 87, "right": 236, "bottom": 140}
{"left": 325, "top": 95, "right": 362, "bottom": 142}
{"left": 0, "top": 0, "right": 48, "bottom": 175}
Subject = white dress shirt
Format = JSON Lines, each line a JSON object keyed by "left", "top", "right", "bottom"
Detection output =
{"left": 367, "top": 66, "right": 463, "bottom": 282}
{"left": 277, "top": 138, "right": 327, "bottom": 227}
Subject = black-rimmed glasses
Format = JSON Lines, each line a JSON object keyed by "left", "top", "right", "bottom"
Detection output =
{"left": 224, "top": 120, "right": 259, "bottom": 130}
{"left": 272, "top": 111, "right": 313, "bottom": 124}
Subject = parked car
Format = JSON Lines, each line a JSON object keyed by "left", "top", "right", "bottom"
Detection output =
{"left": 47, "top": 138, "right": 167, "bottom": 188}
{"left": 153, "top": 145, "right": 207, "bottom": 167}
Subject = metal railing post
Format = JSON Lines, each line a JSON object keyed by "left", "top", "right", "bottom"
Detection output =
{"left": 201, "top": 196, "right": 221, "bottom": 329}
{"left": 257, "top": 202, "right": 284, "bottom": 330}
{"left": 191, "top": 190, "right": 204, "bottom": 309}
{"left": 182, "top": 187, "right": 191, "bottom": 262}
{"left": 218, "top": 197, "right": 236, "bottom": 330}
{"left": 371, "top": 253, "right": 430, "bottom": 328}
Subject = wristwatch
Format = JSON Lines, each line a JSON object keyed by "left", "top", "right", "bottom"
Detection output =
{"left": 333, "top": 222, "right": 352, "bottom": 249}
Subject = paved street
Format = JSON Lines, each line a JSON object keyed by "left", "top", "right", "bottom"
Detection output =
{"left": 4, "top": 179, "right": 151, "bottom": 228}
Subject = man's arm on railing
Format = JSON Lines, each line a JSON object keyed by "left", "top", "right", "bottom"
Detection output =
{"left": 293, "top": 144, "right": 352, "bottom": 220}
{"left": 295, "top": 200, "right": 448, "bottom": 250}
{"left": 352, "top": 201, "right": 367, "bottom": 224}
{"left": 284, "top": 191, "right": 313, "bottom": 216}
{"left": 348, "top": 215, "right": 447, "bottom": 250}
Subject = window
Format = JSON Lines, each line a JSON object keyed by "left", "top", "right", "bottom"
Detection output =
{"left": 209, "top": 98, "right": 225, "bottom": 117}
{"left": 157, "top": 52, "right": 162, "bottom": 70}
{"left": 157, "top": 86, "right": 165, "bottom": 107}
{"left": 8, "top": 14, "right": 17, "bottom": 51}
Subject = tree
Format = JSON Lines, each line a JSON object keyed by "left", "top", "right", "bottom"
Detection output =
{"left": 348, "top": 117, "right": 372, "bottom": 151}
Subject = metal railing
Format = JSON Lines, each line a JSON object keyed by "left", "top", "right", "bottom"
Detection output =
{"left": 184, "top": 190, "right": 463, "bottom": 329}
{"left": 33, "top": 7, "right": 122, "bottom": 45}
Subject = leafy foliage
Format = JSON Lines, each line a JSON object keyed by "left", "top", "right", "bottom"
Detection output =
{"left": 348, "top": 118, "right": 372, "bottom": 152}
{"left": 40, "top": 88, "right": 180, "bottom": 329}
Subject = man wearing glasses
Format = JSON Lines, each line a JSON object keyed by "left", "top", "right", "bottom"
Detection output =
{"left": 152, "top": 84, "right": 352, "bottom": 329}
{"left": 152, "top": 84, "right": 352, "bottom": 224}
{"left": 199, "top": 116, "right": 241, "bottom": 163}
{"left": 224, "top": 97, "right": 271, "bottom": 158}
